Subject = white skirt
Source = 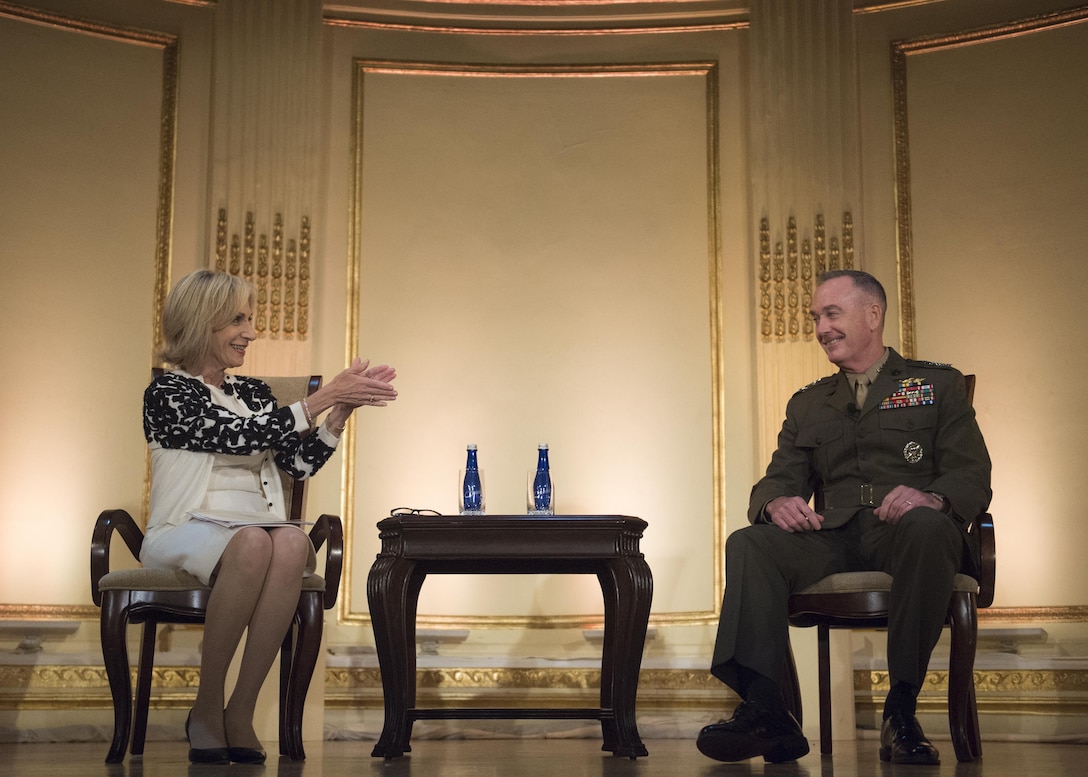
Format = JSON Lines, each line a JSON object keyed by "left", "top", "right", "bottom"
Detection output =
{"left": 142, "top": 517, "right": 316, "bottom": 586}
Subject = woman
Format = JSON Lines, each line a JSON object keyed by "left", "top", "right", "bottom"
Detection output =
{"left": 141, "top": 269, "right": 397, "bottom": 764}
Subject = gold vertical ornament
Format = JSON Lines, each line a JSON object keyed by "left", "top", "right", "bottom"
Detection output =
{"left": 212, "top": 208, "right": 312, "bottom": 341}
{"left": 759, "top": 217, "right": 773, "bottom": 339}
{"left": 759, "top": 211, "right": 855, "bottom": 343}
{"left": 298, "top": 216, "right": 311, "bottom": 339}
{"left": 207, "top": 0, "right": 321, "bottom": 346}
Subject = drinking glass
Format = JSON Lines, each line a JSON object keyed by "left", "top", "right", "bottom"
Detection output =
{"left": 526, "top": 470, "right": 554, "bottom": 515}
{"left": 458, "top": 469, "right": 485, "bottom": 515}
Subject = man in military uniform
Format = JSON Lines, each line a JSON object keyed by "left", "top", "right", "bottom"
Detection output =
{"left": 697, "top": 270, "right": 991, "bottom": 765}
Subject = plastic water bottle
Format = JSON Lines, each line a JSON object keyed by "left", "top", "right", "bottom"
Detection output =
{"left": 462, "top": 444, "right": 483, "bottom": 514}
{"left": 532, "top": 444, "right": 552, "bottom": 514}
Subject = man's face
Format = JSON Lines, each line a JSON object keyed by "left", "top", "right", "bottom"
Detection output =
{"left": 810, "top": 277, "right": 884, "bottom": 372}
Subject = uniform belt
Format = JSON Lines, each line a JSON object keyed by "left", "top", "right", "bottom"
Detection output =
{"left": 821, "top": 483, "right": 893, "bottom": 509}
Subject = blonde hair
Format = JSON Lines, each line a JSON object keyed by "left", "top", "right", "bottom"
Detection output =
{"left": 160, "top": 270, "right": 256, "bottom": 371}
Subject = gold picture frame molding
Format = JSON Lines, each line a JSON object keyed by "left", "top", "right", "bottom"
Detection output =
{"left": 892, "top": 4, "right": 1088, "bottom": 359}
{"left": 886, "top": 4, "right": 1088, "bottom": 630}
{"left": 342, "top": 58, "right": 725, "bottom": 630}
{"left": 0, "top": 1, "right": 176, "bottom": 622}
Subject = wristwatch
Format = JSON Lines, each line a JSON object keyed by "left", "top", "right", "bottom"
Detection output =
{"left": 926, "top": 491, "right": 951, "bottom": 514}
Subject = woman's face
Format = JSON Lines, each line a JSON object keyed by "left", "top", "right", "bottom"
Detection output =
{"left": 202, "top": 303, "right": 256, "bottom": 376}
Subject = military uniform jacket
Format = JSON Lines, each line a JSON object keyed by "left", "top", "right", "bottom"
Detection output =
{"left": 748, "top": 349, "right": 992, "bottom": 567}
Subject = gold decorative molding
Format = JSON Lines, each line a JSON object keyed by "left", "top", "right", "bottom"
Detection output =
{"left": 322, "top": 3, "right": 749, "bottom": 37}
{"left": 214, "top": 208, "right": 311, "bottom": 341}
{"left": 856, "top": 668, "right": 1088, "bottom": 717}
{"left": 892, "top": 5, "right": 1088, "bottom": 359}
{"left": 857, "top": 668, "right": 1088, "bottom": 695}
{"left": 324, "top": 666, "right": 734, "bottom": 710}
{"left": 0, "top": 605, "right": 97, "bottom": 621}
{"left": 982, "top": 605, "right": 1088, "bottom": 624}
{"left": 0, "top": 664, "right": 197, "bottom": 710}
{"left": 6, "top": 663, "right": 1088, "bottom": 715}
{"left": 327, "top": 666, "right": 726, "bottom": 693}
{"left": 758, "top": 212, "right": 854, "bottom": 343}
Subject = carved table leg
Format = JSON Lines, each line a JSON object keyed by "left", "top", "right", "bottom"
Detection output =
{"left": 598, "top": 556, "right": 652, "bottom": 758}
{"left": 368, "top": 554, "right": 423, "bottom": 758}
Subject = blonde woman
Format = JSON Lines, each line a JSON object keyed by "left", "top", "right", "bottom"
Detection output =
{"left": 142, "top": 269, "right": 397, "bottom": 763}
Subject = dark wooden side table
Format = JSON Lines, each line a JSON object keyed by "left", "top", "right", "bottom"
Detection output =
{"left": 367, "top": 514, "right": 653, "bottom": 759}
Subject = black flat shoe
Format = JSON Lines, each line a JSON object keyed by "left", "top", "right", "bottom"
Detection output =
{"left": 186, "top": 710, "right": 230, "bottom": 765}
{"left": 228, "top": 746, "right": 267, "bottom": 764}
{"left": 879, "top": 713, "right": 940, "bottom": 765}
{"left": 697, "top": 700, "right": 809, "bottom": 763}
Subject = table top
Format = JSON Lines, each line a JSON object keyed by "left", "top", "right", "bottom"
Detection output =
{"left": 378, "top": 513, "right": 644, "bottom": 527}
{"left": 373, "top": 514, "right": 647, "bottom": 562}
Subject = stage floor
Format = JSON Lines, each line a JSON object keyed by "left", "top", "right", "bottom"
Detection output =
{"left": 2, "top": 737, "right": 1086, "bottom": 777}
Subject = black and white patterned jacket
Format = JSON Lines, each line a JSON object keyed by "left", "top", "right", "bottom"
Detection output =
{"left": 142, "top": 370, "right": 338, "bottom": 533}
{"left": 143, "top": 370, "right": 335, "bottom": 479}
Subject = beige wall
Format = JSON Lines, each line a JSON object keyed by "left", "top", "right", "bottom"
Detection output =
{"left": 0, "top": 4, "right": 172, "bottom": 605}
{"left": 902, "top": 20, "right": 1088, "bottom": 609}
{"left": 855, "top": 1, "right": 1088, "bottom": 611}
{"left": 2, "top": 0, "right": 1086, "bottom": 742}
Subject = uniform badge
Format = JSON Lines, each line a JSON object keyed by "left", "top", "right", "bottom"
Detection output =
{"left": 903, "top": 441, "right": 924, "bottom": 463}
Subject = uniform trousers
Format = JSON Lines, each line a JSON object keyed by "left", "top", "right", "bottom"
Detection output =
{"left": 710, "top": 507, "right": 964, "bottom": 697}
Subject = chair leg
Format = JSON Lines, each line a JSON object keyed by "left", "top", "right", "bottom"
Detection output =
{"left": 283, "top": 593, "right": 324, "bottom": 761}
{"left": 131, "top": 622, "right": 158, "bottom": 755}
{"left": 947, "top": 592, "right": 982, "bottom": 762}
{"left": 817, "top": 625, "right": 833, "bottom": 756}
{"left": 100, "top": 593, "right": 133, "bottom": 764}
{"left": 780, "top": 639, "right": 803, "bottom": 726}
{"left": 279, "top": 619, "right": 296, "bottom": 757}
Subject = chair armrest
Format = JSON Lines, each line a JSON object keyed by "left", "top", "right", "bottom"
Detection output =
{"left": 976, "top": 512, "right": 996, "bottom": 609}
{"left": 308, "top": 514, "right": 343, "bottom": 610}
{"left": 90, "top": 509, "right": 145, "bottom": 607}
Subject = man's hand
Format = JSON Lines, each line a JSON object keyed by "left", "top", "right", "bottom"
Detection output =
{"left": 874, "top": 486, "right": 944, "bottom": 525}
{"left": 765, "top": 496, "right": 824, "bottom": 533}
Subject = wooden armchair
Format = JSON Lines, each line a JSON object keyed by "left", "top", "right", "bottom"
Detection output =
{"left": 90, "top": 374, "right": 344, "bottom": 763}
{"left": 781, "top": 374, "right": 995, "bottom": 763}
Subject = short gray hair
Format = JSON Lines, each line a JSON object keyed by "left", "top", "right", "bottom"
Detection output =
{"left": 817, "top": 269, "right": 887, "bottom": 310}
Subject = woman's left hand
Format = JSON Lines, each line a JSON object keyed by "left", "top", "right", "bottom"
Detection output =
{"left": 325, "top": 403, "right": 352, "bottom": 437}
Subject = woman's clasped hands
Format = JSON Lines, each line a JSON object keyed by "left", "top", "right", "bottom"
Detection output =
{"left": 336, "top": 357, "right": 398, "bottom": 408}
{"left": 304, "top": 357, "right": 398, "bottom": 430}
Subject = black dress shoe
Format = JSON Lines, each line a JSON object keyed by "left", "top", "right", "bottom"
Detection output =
{"left": 880, "top": 713, "right": 940, "bottom": 765}
{"left": 697, "top": 700, "right": 810, "bottom": 763}
{"left": 228, "top": 746, "right": 267, "bottom": 764}
{"left": 186, "top": 710, "right": 230, "bottom": 765}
